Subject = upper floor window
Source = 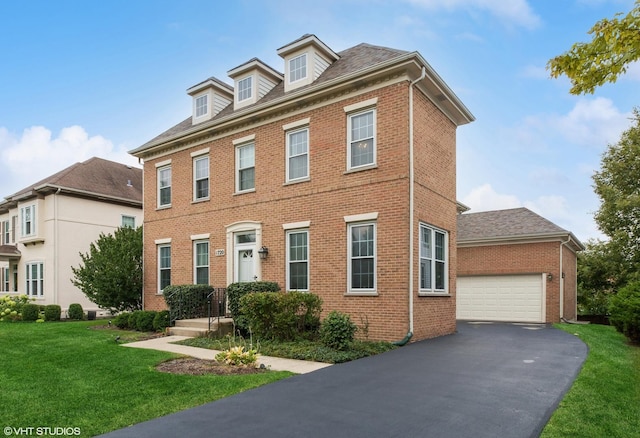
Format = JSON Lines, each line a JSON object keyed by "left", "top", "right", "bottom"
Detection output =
{"left": 194, "top": 240, "right": 209, "bottom": 285}
{"left": 236, "top": 143, "right": 255, "bottom": 192}
{"left": 237, "top": 76, "right": 252, "bottom": 102}
{"left": 287, "top": 229, "right": 309, "bottom": 291}
{"left": 289, "top": 54, "right": 307, "bottom": 83}
{"left": 157, "top": 166, "right": 172, "bottom": 207}
{"left": 158, "top": 244, "right": 171, "bottom": 293}
{"left": 348, "top": 222, "right": 376, "bottom": 293}
{"left": 121, "top": 216, "right": 136, "bottom": 228}
{"left": 20, "top": 205, "right": 36, "bottom": 237}
{"left": 26, "top": 261, "right": 44, "bottom": 297}
{"left": 287, "top": 127, "right": 309, "bottom": 182}
{"left": 193, "top": 156, "right": 210, "bottom": 200}
{"left": 419, "top": 224, "right": 448, "bottom": 293}
{"left": 195, "top": 94, "right": 208, "bottom": 118}
{"left": 347, "top": 108, "right": 376, "bottom": 170}
{"left": 2, "top": 220, "right": 9, "bottom": 244}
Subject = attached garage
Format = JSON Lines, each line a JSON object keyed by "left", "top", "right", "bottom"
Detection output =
{"left": 457, "top": 274, "right": 545, "bottom": 323}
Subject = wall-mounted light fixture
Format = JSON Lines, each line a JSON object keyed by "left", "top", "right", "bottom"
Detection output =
{"left": 547, "top": 273, "right": 553, "bottom": 281}
{"left": 258, "top": 246, "right": 269, "bottom": 260}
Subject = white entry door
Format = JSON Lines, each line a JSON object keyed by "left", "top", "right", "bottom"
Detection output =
{"left": 234, "top": 231, "right": 256, "bottom": 282}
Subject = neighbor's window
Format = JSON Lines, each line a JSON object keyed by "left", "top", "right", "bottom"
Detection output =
{"left": 26, "top": 262, "right": 44, "bottom": 297}
{"left": 419, "top": 223, "right": 448, "bottom": 293}
{"left": 2, "top": 220, "right": 9, "bottom": 245}
{"left": 195, "top": 94, "right": 208, "bottom": 118}
{"left": 287, "top": 230, "right": 309, "bottom": 291}
{"left": 236, "top": 143, "right": 255, "bottom": 192}
{"left": 194, "top": 240, "right": 209, "bottom": 285}
{"left": 121, "top": 216, "right": 135, "bottom": 228}
{"left": 20, "top": 205, "right": 36, "bottom": 237}
{"left": 2, "top": 267, "right": 9, "bottom": 292}
{"left": 348, "top": 223, "right": 376, "bottom": 292}
{"left": 289, "top": 53, "right": 307, "bottom": 83}
{"left": 193, "top": 156, "right": 210, "bottom": 200}
{"left": 237, "top": 76, "right": 252, "bottom": 102}
{"left": 158, "top": 244, "right": 171, "bottom": 293}
{"left": 158, "top": 166, "right": 172, "bottom": 207}
{"left": 286, "top": 127, "right": 309, "bottom": 181}
{"left": 347, "top": 109, "right": 376, "bottom": 170}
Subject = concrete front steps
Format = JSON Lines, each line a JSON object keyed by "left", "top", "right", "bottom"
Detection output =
{"left": 167, "top": 317, "right": 234, "bottom": 337}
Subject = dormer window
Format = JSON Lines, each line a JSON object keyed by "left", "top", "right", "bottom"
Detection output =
{"left": 187, "top": 77, "right": 233, "bottom": 124}
{"left": 237, "top": 76, "right": 253, "bottom": 102}
{"left": 195, "top": 95, "right": 208, "bottom": 118}
{"left": 289, "top": 53, "right": 307, "bottom": 83}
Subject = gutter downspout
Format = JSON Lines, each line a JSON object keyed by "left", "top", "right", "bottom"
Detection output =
{"left": 394, "top": 66, "right": 426, "bottom": 347}
{"left": 559, "top": 236, "right": 572, "bottom": 321}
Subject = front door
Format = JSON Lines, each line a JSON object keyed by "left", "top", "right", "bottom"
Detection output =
{"left": 234, "top": 231, "right": 256, "bottom": 282}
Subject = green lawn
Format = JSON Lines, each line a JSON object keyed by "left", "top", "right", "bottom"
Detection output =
{"left": 0, "top": 321, "right": 291, "bottom": 437}
{"left": 542, "top": 323, "right": 640, "bottom": 437}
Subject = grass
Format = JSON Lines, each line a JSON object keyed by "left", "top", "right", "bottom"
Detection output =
{"left": 541, "top": 323, "right": 640, "bottom": 437}
{"left": 178, "top": 335, "right": 397, "bottom": 363}
{"left": 0, "top": 321, "right": 292, "bottom": 437}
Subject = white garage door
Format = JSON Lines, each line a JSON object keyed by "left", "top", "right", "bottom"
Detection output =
{"left": 457, "top": 274, "right": 545, "bottom": 323}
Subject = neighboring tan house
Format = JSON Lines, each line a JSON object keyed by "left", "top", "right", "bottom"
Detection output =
{"left": 0, "top": 157, "right": 142, "bottom": 315}
{"left": 457, "top": 207, "right": 584, "bottom": 324}
{"left": 129, "top": 34, "right": 475, "bottom": 342}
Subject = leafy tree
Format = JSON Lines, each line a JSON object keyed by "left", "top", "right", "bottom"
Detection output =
{"left": 547, "top": 1, "right": 640, "bottom": 94}
{"left": 593, "top": 110, "right": 640, "bottom": 271}
{"left": 72, "top": 226, "right": 143, "bottom": 313}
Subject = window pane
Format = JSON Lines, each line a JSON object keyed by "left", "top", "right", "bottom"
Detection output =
{"left": 351, "top": 258, "right": 374, "bottom": 289}
{"left": 239, "top": 144, "right": 255, "bottom": 168}
{"left": 196, "top": 179, "right": 209, "bottom": 199}
{"left": 350, "top": 138, "right": 374, "bottom": 167}
{"left": 196, "top": 95, "right": 208, "bottom": 117}
{"left": 435, "top": 231, "right": 445, "bottom": 261}
{"left": 159, "top": 246, "right": 171, "bottom": 269}
{"left": 289, "top": 130, "right": 308, "bottom": 156}
{"left": 420, "top": 261, "right": 431, "bottom": 289}
{"left": 289, "top": 232, "right": 307, "bottom": 261}
{"left": 196, "top": 242, "right": 209, "bottom": 266}
{"left": 289, "top": 262, "right": 308, "bottom": 290}
{"left": 236, "top": 232, "right": 256, "bottom": 244}
{"left": 289, "top": 155, "right": 307, "bottom": 180}
{"left": 196, "top": 267, "right": 209, "bottom": 285}
{"left": 238, "top": 77, "right": 252, "bottom": 101}
{"left": 159, "top": 168, "right": 171, "bottom": 187}
{"left": 240, "top": 167, "right": 255, "bottom": 191}
{"left": 195, "top": 157, "right": 209, "bottom": 179}
{"left": 290, "top": 54, "right": 307, "bottom": 82}
{"left": 421, "top": 227, "right": 431, "bottom": 258}
{"left": 160, "top": 270, "right": 171, "bottom": 290}
{"left": 435, "top": 261, "right": 445, "bottom": 290}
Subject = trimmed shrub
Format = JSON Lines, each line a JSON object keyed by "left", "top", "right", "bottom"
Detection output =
{"left": 240, "top": 291, "right": 322, "bottom": 341}
{"left": 320, "top": 311, "right": 357, "bottom": 350}
{"left": 128, "top": 311, "right": 141, "bottom": 329}
{"left": 44, "top": 305, "right": 61, "bottom": 322}
{"left": 609, "top": 281, "right": 640, "bottom": 343}
{"left": 228, "top": 281, "right": 280, "bottom": 332}
{"left": 114, "top": 312, "right": 131, "bottom": 329}
{"left": 67, "top": 303, "right": 84, "bottom": 320}
{"left": 22, "top": 303, "right": 40, "bottom": 322}
{"left": 153, "top": 310, "right": 170, "bottom": 332}
{"left": 135, "top": 311, "right": 157, "bottom": 332}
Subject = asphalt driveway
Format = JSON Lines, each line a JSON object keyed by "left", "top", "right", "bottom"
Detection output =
{"left": 100, "top": 322, "right": 587, "bottom": 438}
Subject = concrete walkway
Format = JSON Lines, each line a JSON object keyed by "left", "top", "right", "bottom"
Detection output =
{"left": 123, "top": 335, "right": 332, "bottom": 374}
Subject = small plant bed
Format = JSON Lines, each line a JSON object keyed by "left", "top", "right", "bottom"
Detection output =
{"left": 177, "top": 337, "right": 397, "bottom": 364}
{"left": 156, "top": 358, "right": 267, "bottom": 376}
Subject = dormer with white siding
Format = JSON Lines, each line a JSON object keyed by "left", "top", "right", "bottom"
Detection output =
{"left": 187, "top": 77, "right": 234, "bottom": 124}
{"left": 227, "top": 58, "right": 283, "bottom": 111}
{"left": 277, "top": 34, "right": 339, "bottom": 93}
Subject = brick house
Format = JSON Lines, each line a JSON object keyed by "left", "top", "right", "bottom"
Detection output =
{"left": 130, "top": 34, "right": 474, "bottom": 342}
{"left": 457, "top": 207, "right": 584, "bottom": 324}
{"left": 0, "top": 158, "right": 142, "bottom": 315}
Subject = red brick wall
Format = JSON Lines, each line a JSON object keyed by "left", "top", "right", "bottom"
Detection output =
{"left": 562, "top": 244, "right": 578, "bottom": 321}
{"left": 142, "top": 81, "right": 459, "bottom": 341}
{"left": 457, "top": 241, "right": 578, "bottom": 323}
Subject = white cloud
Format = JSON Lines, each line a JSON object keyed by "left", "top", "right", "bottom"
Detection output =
{"left": 623, "top": 61, "right": 640, "bottom": 81}
{"left": 461, "top": 183, "right": 522, "bottom": 211}
{"left": 404, "top": 0, "right": 541, "bottom": 29}
{"left": 0, "top": 125, "right": 138, "bottom": 195}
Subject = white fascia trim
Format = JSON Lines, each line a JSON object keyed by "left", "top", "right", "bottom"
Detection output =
{"left": 282, "top": 118, "right": 310, "bottom": 131}
{"left": 191, "top": 233, "right": 210, "bottom": 240}
{"left": 233, "top": 134, "right": 256, "bottom": 145}
{"left": 190, "top": 147, "right": 210, "bottom": 157}
{"left": 343, "top": 98, "right": 378, "bottom": 113}
{"left": 283, "top": 221, "right": 311, "bottom": 230}
{"left": 155, "top": 159, "right": 172, "bottom": 168}
{"left": 155, "top": 238, "right": 171, "bottom": 244}
{"left": 344, "top": 212, "right": 378, "bottom": 223}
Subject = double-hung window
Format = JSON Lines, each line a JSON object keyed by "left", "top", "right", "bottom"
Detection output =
{"left": 157, "top": 165, "right": 172, "bottom": 207}
{"left": 2, "top": 267, "right": 8, "bottom": 291}
{"left": 287, "top": 128, "right": 309, "bottom": 182}
{"left": 194, "top": 240, "right": 209, "bottom": 285}
{"left": 21, "top": 205, "right": 36, "bottom": 237}
{"left": 158, "top": 244, "right": 171, "bottom": 293}
{"left": 348, "top": 222, "right": 376, "bottom": 292}
{"left": 287, "top": 230, "right": 309, "bottom": 291}
{"left": 289, "top": 53, "right": 307, "bottom": 83}
{"left": 194, "top": 156, "right": 210, "bottom": 200}
{"left": 236, "top": 143, "right": 255, "bottom": 192}
{"left": 237, "top": 76, "right": 252, "bottom": 102}
{"left": 2, "top": 220, "right": 9, "bottom": 244}
{"left": 419, "top": 224, "right": 448, "bottom": 293}
{"left": 26, "top": 262, "right": 44, "bottom": 297}
{"left": 347, "top": 108, "right": 376, "bottom": 170}
{"left": 195, "top": 94, "right": 208, "bottom": 118}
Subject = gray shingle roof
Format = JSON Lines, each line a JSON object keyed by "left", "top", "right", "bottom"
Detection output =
{"left": 457, "top": 207, "right": 568, "bottom": 241}
{"left": 4, "top": 157, "right": 142, "bottom": 205}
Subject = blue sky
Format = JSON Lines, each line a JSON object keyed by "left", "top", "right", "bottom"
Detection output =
{"left": 1, "top": 0, "right": 637, "bottom": 242}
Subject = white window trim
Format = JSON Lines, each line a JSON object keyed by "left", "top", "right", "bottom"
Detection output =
{"left": 2, "top": 266, "right": 9, "bottom": 292}
{"left": 286, "top": 126, "right": 309, "bottom": 183}
{"left": 157, "top": 244, "right": 171, "bottom": 294}
{"left": 121, "top": 215, "right": 136, "bottom": 228}
{"left": 157, "top": 165, "right": 172, "bottom": 208}
{"left": 288, "top": 53, "right": 308, "bottom": 84}
{"left": 418, "top": 223, "right": 449, "bottom": 294}
{"left": 194, "top": 93, "right": 209, "bottom": 119}
{"left": 20, "top": 205, "right": 36, "bottom": 237}
{"left": 2, "top": 220, "right": 9, "bottom": 245}
{"left": 193, "top": 155, "right": 210, "bottom": 201}
{"left": 286, "top": 229, "right": 309, "bottom": 291}
{"left": 346, "top": 221, "right": 377, "bottom": 294}
{"left": 235, "top": 142, "right": 256, "bottom": 193}
{"left": 25, "top": 261, "right": 44, "bottom": 298}
{"left": 237, "top": 75, "right": 253, "bottom": 103}
{"left": 346, "top": 108, "right": 377, "bottom": 171}
{"left": 193, "top": 239, "right": 210, "bottom": 285}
